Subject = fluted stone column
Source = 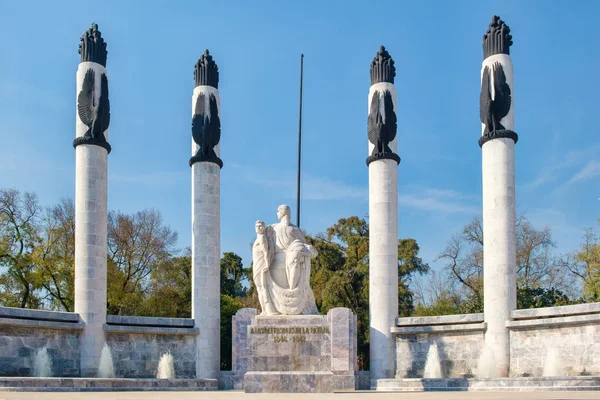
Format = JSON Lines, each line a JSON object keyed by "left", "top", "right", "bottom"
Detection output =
{"left": 367, "top": 46, "right": 400, "bottom": 381}
{"left": 190, "top": 50, "right": 223, "bottom": 380}
{"left": 73, "top": 23, "right": 111, "bottom": 377}
{"left": 479, "top": 16, "right": 518, "bottom": 377}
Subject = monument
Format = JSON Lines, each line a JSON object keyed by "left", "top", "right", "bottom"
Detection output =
{"left": 479, "top": 15, "right": 518, "bottom": 377}
{"left": 73, "top": 23, "right": 110, "bottom": 377}
{"left": 251, "top": 205, "right": 318, "bottom": 316}
{"left": 367, "top": 45, "right": 400, "bottom": 382}
{"left": 240, "top": 205, "right": 358, "bottom": 393}
{"left": 190, "top": 49, "right": 222, "bottom": 380}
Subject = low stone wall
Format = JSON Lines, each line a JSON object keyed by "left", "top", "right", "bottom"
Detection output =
{"left": 393, "top": 313, "right": 485, "bottom": 379}
{"left": 0, "top": 307, "right": 83, "bottom": 377}
{"left": 104, "top": 315, "right": 198, "bottom": 378}
{"left": 508, "top": 303, "right": 600, "bottom": 377}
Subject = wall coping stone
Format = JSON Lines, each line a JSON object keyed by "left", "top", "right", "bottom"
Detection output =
{"left": 511, "top": 302, "right": 600, "bottom": 320}
{"left": 0, "top": 306, "right": 79, "bottom": 323}
{"left": 392, "top": 322, "right": 486, "bottom": 335}
{"left": 0, "top": 317, "right": 84, "bottom": 331}
{"left": 103, "top": 323, "right": 199, "bottom": 336}
{"left": 396, "top": 313, "right": 484, "bottom": 327}
{"left": 507, "top": 312, "right": 600, "bottom": 330}
{"left": 106, "top": 315, "right": 194, "bottom": 327}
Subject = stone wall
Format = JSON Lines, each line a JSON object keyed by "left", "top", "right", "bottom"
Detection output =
{"left": 393, "top": 303, "right": 600, "bottom": 379}
{"left": 0, "top": 307, "right": 83, "bottom": 377}
{"left": 508, "top": 303, "right": 600, "bottom": 377}
{"left": 393, "top": 313, "right": 485, "bottom": 379}
{"left": 104, "top": 315, "right": 198, "bottom": 378}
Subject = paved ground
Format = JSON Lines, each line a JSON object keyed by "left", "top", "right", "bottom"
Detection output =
{"left": 1, "top": 392, "right": 599, "bottom": 400}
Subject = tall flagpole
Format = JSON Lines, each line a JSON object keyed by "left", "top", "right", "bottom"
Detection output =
{"left": 296, "top": 54, "right": 304, "bottom": 227}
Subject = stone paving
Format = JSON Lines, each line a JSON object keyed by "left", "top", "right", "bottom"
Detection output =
{"left": 1, "top": 391, "right": 600, "bottom": 400}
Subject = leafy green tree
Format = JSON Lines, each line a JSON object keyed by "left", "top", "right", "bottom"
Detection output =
{"left": 517, "top": 287, "right": 573, "bottom": 309}
{"left": 143, "top": 252, "right": 192, "bottom": 318}
{"left": 220, "top": 294, "right": 243, "bottom": 370}
{"left": 33, "top": 198, "right": 76, "bottom": 311}
{"left": 0, "top": 188, "right": 42, "bottom": 308}
{"left": 106, "top": 209, "right": 178, "bottom": 315}
{"left": 308, "top": 216, "right": 428, "bottom": 369}
{"left": 220, "top": 252, "right": 245, "bottom": 298}
{"left": 570, "top": 225, "right": 600, "bottom": 301}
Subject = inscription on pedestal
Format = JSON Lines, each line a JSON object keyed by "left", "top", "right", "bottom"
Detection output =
{"left": 250, "top": 325, "right": 330, "bottom": 343}
{"left": 241, "top": 309, "right": 357, "bottom": 393}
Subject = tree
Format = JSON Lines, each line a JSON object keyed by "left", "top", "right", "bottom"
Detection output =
{"left": 142, "top": 252, "right": 192, "bottom": 318}
{"left": 0, "top": 188, "right": 42, "bottom": 308}
{"left": 220, "top": 294, "right": 243, "bottom": 370}
{"left": 308, "top": 216, "right": 428, "bottom": 369}
{"left": 570, "top": 225, "right": 600, "bottom": 301}
{"left": 433, "top": 215, "right": 573, "bottom": 314}
{"left": 398, "top": 238, "right": 430, "bottom": 316}
{"left": 107, "top": 209, "right": 178, "bottom": 315}
{"left": 220, "top": 252, "right": 245, "bottom": 298}
{"left": 33, "top": 198, "right": 76, "bottom": 311}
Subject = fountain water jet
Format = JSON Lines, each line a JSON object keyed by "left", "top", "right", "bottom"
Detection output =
{"left": 423, "top": 342, "right": 442, "bottom": 378}
{"left": 543, "top": 342, "right": 561, "bottom": 377}
{"left": 156, "top": 352, "right": 175, "bottom": 379}
{"left": 476, "top": 343, "right": 497, "bottom": 378}
{"left": 98, "top": 342, "right": 115, "bottom": 378}
{"left": 32, "top": 346, "right": 52, "bottom": 377}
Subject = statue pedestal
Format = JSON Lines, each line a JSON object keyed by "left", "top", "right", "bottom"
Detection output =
{"left": 241, "top": 308, "right": 357, "bottom": 393}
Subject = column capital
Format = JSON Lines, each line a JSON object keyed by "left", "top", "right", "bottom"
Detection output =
{"left": 482, "top": 16, "right": 513, "bottom": 60}
{"left": 370, "top": 46, "right": 395, "bottom": 85}
{"left": 79, "top": 23, "right": 108, "bottom": 67}
{"left": 194, "top": 49, "right": 219, "bottom": 89}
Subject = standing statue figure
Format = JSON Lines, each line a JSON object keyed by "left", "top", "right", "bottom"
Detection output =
{"left": 251, "top": 205, "right": 319, "bottom": 315}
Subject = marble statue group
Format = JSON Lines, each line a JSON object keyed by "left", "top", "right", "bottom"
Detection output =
{"left": 252, "top": 205, "right": 319, "bottom": 315}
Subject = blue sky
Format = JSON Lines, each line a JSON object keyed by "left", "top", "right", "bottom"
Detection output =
{"left": 0, "top": 0, "right": 598, "bottom": 275}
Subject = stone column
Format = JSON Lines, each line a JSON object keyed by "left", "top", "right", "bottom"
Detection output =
{"left": 479, "top": 15, "right": 518, "bottom": 377}
{"left": 367, "top": 46, "right": 400, "bottom": 381}
{"left": 73, "top": 23, "right": 111, "bottom": 377}
{"left": 190, "top": 49, "right": 223, "bottom": 380}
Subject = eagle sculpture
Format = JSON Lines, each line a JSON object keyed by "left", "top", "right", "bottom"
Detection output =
{"left": 367, "top": 90, "right": 399, "bottom": 165}
{"left": 76, "top": 68, "right": 110, "bottom": 152}
{"left": 480, "top": 62, "right": 511, "bottom": 137}
{"left": 190, "top": 92, "right": 222, "bottom": 168}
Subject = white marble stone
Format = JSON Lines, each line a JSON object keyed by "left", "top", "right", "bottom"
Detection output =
{"left": 368, "top": 78, "right": 399, "bottom": 381}
{"left": 74, "top": 61, "right": 109, "bottom": 377}
{"left": 369, "top": 159, "right": 398, "bottom": 380}
{"left": 191, "top": 84, "right": 221, "bottom": 380}
{"left": 481, "top": 53, "right": 516, "bottom": 378}
{"left": 251, "top": 205, "right": 319, "bottom": 316}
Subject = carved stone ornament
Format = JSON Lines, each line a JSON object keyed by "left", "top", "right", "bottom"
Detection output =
{"left": 194, "top": 49, "right": 219, "bottom": 89}
{"left": 79, "top": 23, "right": 108, "bottom": 67}
{"left": 482, "top": 15, "right": 513, "bottom": 59}
{"left": 251, "top": 205, "right": 319, "bottom": 316}
{"left": 479, "top": 61, "right": 518, "bottom": 148}
{"left": 190, "top": 92, "right": 223, "bottom": 168}
{"left": 74, "top": 68, "right": 111, "bottom": 153}
{"left": 366, "top": 90, "right": 400, "bottom": 166}
{"left": 370, "top": 45, "right": 395, "bottom": 85}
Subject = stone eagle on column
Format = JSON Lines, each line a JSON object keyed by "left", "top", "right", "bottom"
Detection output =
{"left": 479, "top": 62, "right": 518, "bottom": 147}
{"left": 74, "top": 68, "right": 111, "bottom": 153}
{"left": 189, "top": 92, "right": 223, "bottom": 168}
{"left": 366, "top": 90, "right": 400, "bottom": 166}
